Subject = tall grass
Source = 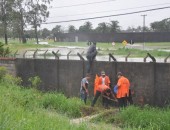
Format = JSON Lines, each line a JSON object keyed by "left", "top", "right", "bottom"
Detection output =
{"left": 0, "top": 80, "right": 115, "bottom": 129}
{"left": 116, "top": 106, "right": 170, "bottom": 130}
{"left": 91, "top": 105, "right": 170, "bottom": 130}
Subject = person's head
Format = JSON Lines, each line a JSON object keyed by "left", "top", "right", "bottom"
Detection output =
{"left": 105, "top": 88, "right": 111, "bottom": 96}
{"left": 85, "top": 73, "right": 91, "bottom": 80}
{"left": 101, "top": 71, "right": 106, "bottom": 77}
{"left": 117, "top": 72, "right": 123, "bottom": 79}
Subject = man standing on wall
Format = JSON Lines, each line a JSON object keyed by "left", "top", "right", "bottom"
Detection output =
{"left": 116, "top": 72, "right": 130, "bottom": 108}
{"left": 80, "top": 74, "right": 91, "bottom": 104}
{"left": 86, "top": 42, "right": 97, "bottom": 73}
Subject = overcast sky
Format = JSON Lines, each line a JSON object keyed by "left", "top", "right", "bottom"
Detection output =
{"left": 40, "top": 0, "right": 170, "bottom": 31}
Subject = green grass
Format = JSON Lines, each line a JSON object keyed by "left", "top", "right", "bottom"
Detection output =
{"left": 0, "top": 83, "right": 86, "bottom": 130}
{"left": 0, "top": 38, "right": 170, "bottom": 57}
{"left": 91, "top": 105, "right": 170, "bottom": 130}
{"left": 0, "top": 79, "right": 115, "bottom": 130}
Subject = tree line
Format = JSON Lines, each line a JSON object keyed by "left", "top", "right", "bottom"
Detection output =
{"left": 0, "top": 0, "right": 52, "bottom": 44}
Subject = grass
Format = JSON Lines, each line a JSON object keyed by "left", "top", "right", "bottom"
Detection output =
{"left": 0, "top": 75, "right": 115, "bottom": 130}
{"left": 0, "top": 38, "right": 170, "bottom": 58}
{"left": 0, "top": 83, "right": 84, "bottom": 130}
{"left": 91, "top": 105, "right": 170, "bottom": 130}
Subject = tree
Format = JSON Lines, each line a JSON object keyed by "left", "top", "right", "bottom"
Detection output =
{"left": 150, "top": 18, "right": 170, "bottom": 32}
{"left": 41, "top": 28, "right": 51, "bottom": 39}
{"left": 126, "top": 26, "right": 150, "bottom": 32}
{"left": 68, "top": 25, "right": 76, "bottom": 33}
{"left": 52, "top": 25, "right": 64, "bottom": 42}
{"left": 12, "top": 0, "right": 27, "bottom": 43}
{"left": 78, "top": 21, "right": 93, "bottom": 33}
{"left": 25, "top": 0, "right": 52, "bottom": 44}
{"left": 108, "top": 20, "right": 121, "bottom": 33}
{"left": 95, "top": 22, "right": 109, "bottom": 33}
{"left": 0, "top": 0, "right": 15, "bottom": 44}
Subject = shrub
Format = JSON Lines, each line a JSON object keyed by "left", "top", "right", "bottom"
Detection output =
{"left": 28, "top": 76, "right": 42, "bottom": 89}
{"left": 2, "top": 74, "right": 22, "bottom": 85}
{"left": 0, "top": 66, "right": 7, "bottom": 80}
{"left": 41, "top": 93, "right": 84, "bottom": 118}
{"left": 0, "top": 42, "right": 11, "bottom": 57}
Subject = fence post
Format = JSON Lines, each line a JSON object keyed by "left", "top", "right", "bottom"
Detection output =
{"left": 109, "top": 53, "right": 117, "bottom": 62}
{"left": 77, "top": 53, "right": 85, "bottom": 61}
{"left": 164, "top": 53, "right": 170, "bottom": 63}
{"left": 23, "top": 50, "right": 28, "bottom": 58}
{"left": 52, "top": 51, "right": 59, "bottom": 60}
{"left": 144, "top": 54, "right": 149, "bottom": 62}
{"left": 67, "top": 51, "right": 72, "bottom": 60}
{"left": 77, "top": 53, "right": 85, "bottom": 77}
{"left": 44, "top": 50, "right": 48, "bottom": 59}
{"left": 144, "top": 53, "right": 156, "bottom": 62}
{"left": 125, "top": 52, "right": 131, "bottom": 62}
{"left": 33, "top": 49, "right": 38, "bottom": 59}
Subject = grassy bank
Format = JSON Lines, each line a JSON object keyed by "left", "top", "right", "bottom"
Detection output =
{"left": 91, "top": 105, "right": 170, "bottom": 130}
{"left": 0, "top": 72, "right": 114, "bottom": 130}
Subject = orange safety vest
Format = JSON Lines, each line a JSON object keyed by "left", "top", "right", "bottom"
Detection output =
{"left": 116, "top": 76, "right": 130, "bottom": 98}
{"left": 96, "top": 84, "right": 110, "bottom": 92}
{"left": 94, "top": 74, "right": 99, "bottom": 95}
{"left": 98, "top": 76, "right": 110, "bottom": 87}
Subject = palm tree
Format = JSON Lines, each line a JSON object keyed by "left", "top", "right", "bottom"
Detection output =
{"left": 109, "top": 20, "right": 120, "bottom": 33}
{"left": 95, "top": 22, "right": 109, "bottom": 33}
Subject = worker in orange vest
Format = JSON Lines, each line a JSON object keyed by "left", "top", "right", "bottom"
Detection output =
{"left": 116, "top": 72, "right": 130, "bottom": 108}
{"left": 91, "top": 71, "right": 116, "bottom": 107}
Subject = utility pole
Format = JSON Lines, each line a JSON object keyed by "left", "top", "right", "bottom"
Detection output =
{"left": 141, "top": 14, "right": 147, "bottom": 50}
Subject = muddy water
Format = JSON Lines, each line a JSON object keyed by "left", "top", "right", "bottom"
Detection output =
{"left": 17, "top": 46, "right": 170, "bottom": 63}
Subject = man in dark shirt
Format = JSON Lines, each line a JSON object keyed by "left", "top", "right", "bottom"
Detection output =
{"left": 86, "top": 42, "right": 97, "bottom": 73}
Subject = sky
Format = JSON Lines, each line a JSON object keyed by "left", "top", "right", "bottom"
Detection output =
{"left": 39, "top": 0, "right": 170, "bottom": 31}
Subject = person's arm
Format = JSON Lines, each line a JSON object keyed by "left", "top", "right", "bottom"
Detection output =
{"left": 82, "top": 82, "right": 88, "bottom": 94}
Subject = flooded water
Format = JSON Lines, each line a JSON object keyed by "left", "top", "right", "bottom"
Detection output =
{"left": 17, "top": 46, "right": 170, "bottom": 63}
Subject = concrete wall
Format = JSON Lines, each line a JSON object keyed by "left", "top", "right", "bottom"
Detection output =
{"left": 1, "top": 58, "right": 170, "bottom": 106}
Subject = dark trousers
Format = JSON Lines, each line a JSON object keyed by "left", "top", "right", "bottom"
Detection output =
{"left": 86, "top": 54, "right": 96, "bottom": 73}
{"left": 127, "top": 89, "right": 133, "bottom": 105}
{"left": 103, "top": 95, "right": 110, "bottom": 108}
{"left": 80, "top": 90, "right": 87, "bottom": 104}
{"left": 86, "top": 57, "right": 93, "bottom": 73}
{"left": 118, "top": 97, "right": 127, "bottom": 108}
{"left": 91, "top": 90, "right": 101, "bottom": 107}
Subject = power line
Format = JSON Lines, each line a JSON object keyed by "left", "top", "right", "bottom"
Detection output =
{"left": 48, "top": 3, "right": 170, "bottom": 18}
{"left": 50, "top": 0, "right": 115, "bottom": 9}
{"left": 42, "top": 6, "right": 170, "bottom": 24}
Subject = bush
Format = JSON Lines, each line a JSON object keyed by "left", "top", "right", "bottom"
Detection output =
{"left": 0, "top": 42, "right": 11, "bottom": 57}
{"left": 41, "top": 93, "right": 84, "bottom": 118}
{"left": 28, "top": 76, "right": 42, "bottom": 89}
{"left": 0, "top": 66, "right": 7, "bottom": 80}
{"left": 2, "top": 74, "right": 22, "bottom": 85}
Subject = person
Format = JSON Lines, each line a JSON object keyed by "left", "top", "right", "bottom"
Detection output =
{"left": 91, "top": 84, "right": 117, "bottom": 107}
{"left": 98, "top": 71, "right": 111, "bottom": 87}
{"left": 91, "top": 71, "right": 112, "bottom": 107}
{"left": 86, "top": 42, "right": 97, "bottom": 73}
{"left": 80, "top": 73, "right": 91, "bottom": 104}
{"left": 116, "top": 72, "right": 130, "bottom": 108}
{"left": 102, "top": 88, "right": 117, "bottom": 108}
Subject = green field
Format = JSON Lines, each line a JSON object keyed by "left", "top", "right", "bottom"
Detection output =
{"left": 0, "top": 38, "right": 170, "bottom": 58}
